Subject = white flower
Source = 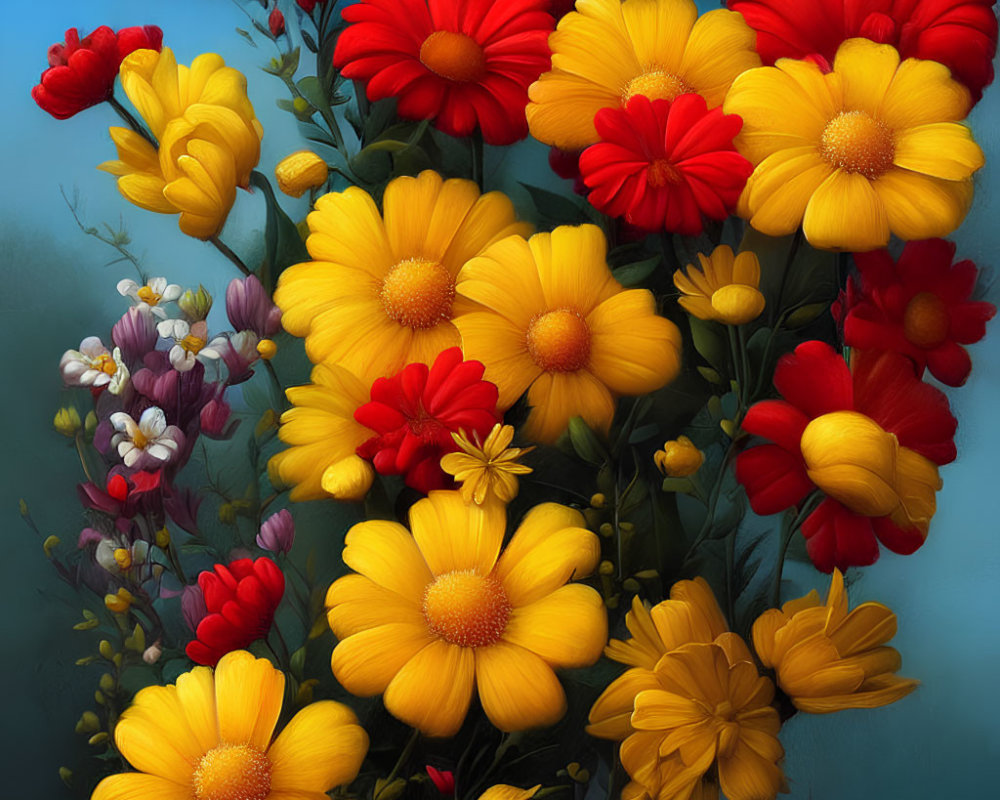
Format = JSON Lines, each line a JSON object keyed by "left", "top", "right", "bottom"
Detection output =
{"left": 60, "top": 337, "right": 117, "bottom": 387}
{"left": 118, "top": 277, "right": 182, "bottom": 319}
{"left": 109, "top": 407, "right": 183, "bottom": 468}
{"left": 107, "top": 347, "right": 131, "bottom": 395}
{"left": 156, "top": 318, "right": 223, "bottom": 372}
{"left": 96, "top": 538, "right": 149, "bottom": 574}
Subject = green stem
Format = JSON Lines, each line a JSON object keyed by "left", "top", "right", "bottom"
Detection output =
{"left": 107, "top": 95, "right": 157, "bottom": 147}
{"left": 385, "top": 728, "right": 420, "bottom": 785}
{"left": 74, "top": 433, "right": 96, "bottom": 484}
{"left": 208, "top": 236, "right": 253, "bottom": 277}
{"left": 771, "top": 493, "right": 822, "bottom": 607}
{"left": 725, "top": 528, "right": 737, "bottom": 625}
{"left": 471, "top": 130, "right": 485, "bottom": 190}
{"left": 770, "top": 227, "right": 803, "bottom": 326}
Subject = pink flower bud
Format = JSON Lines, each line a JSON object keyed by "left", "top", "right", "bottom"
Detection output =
{"left": 257, "top": 509, "right": 295, "bottom": 555}
{"left": 200, "top": 396, "right": 236, "bottom": 439}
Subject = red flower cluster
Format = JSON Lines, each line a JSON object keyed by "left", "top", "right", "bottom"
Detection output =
{"left": 333, "top": 0, "right": 555, "bottom": 144}
{"left": 355, "top": 347, "right": 501, "bottom": 493}
{"left": 842, "top": 239, "right": 996, "bottom": 387}
{"left": 737, "top": 341, "right": 956, "bottom": 572}
{"left": 728, "top": 0, "right": 998, "bottom": 101}
{"left": 186, "top": 557, "right": 285, "bottom": 666}
{"left": 32, "top": 25, "right": 163, "bottom": 119}
{"left": 579, "top": 94, "right": 752, "bottom": 234}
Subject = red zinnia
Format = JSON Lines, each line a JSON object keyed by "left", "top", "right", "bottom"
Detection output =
{"left": 736, "top": 341, "right": 956, "bottom": 572}
{"left": 844, "top": 238, "right": 996, "bottom": 387}
{"left": 727, "top": 0, "right": 998, "bottom": 101}
{"left": 354, "top": 347, "right": 501, "bottom": 493}
{"left": 578, "top": 95, "right": 753, "bottom": 235}
{"left": 333, "top": 0, "right": 555, "bottom": 145}
{"left": 186, "top": 557, "right": 285, "bottom": 666}
{"left": 32, "top": 25, "right": 163, "bottom": 119}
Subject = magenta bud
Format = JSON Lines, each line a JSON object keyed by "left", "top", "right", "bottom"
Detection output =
{"left": 257, "top": 509, "right": 294, "bottom": 555}
{"left": 112, "top": 306, "right": 158, "bottom": 368}
{"left": 181, "top": 584, "right": 208, "bottom": 632}
{"left": 226, "top": 275, "right": 282, "bottom": 338}
{"left": 200, "top": 396, "right": 236, "bottom": 439}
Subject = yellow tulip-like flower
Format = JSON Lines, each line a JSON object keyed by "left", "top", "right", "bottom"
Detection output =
{"left": 267, "top": 362, "right": 374, "bottom": 502}
{"left": 479, "top": 786, "right": 541, "bottom": 800}
{"left": 274, "top": 170, "right": 531, "bottom": 377}
{"left": 799, "top": 410, "right": 941, "bottom": 534}
{"left": 653, "top": 435, "right": 705, "bottom": 478}
{"left": 455, "top": 225, "right": 682, "bottom": 444}
{"left": 724, "top": 38, "right": 984, "bottom": 251}
{"left": 587, "top": 577, "right": 728, "bottom": 741}
{"left": 275, "top": 150, "right": 329, "bottom": 198}
{"left": 326, "top": 492, "right": 607, "bottom": 737}
{"left": 752, "top": 569, "right": 919, "bottom": 714}
{"left": 527, "top": 0, "right": 760, "bottom": 150}
{"left": 673, "top": 246, "right": 765, "bottom": 325}
{"left": 99, "top": 48, "right": 263, "bottom": 239}
{"left": 625, "top": 641, "right": 784, "bottom": 800}
{"left": 91, "top": 650, "right": 368, "bottom": 800}
{"left": 53, "top": 407, "right": 82, "bottom": 438}
{"left": 440, "top": 423, "right": 534, "bottom": 505}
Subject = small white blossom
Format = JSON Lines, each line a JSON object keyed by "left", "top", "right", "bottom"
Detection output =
{"left": 118, "top": 277, "right": 182, "bottom": 319}
{"left": 156, "top": 318, "right": 223, "bottom": 372}
{"left": 109, "top": 407, "right": 183, "bottom": 469}
{"left": 60, "top": 337, "right": 117, "bottom": 388}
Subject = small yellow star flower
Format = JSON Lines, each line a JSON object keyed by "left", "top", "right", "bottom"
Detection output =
{"left": 440, "top": 424, "right": 534, "bottom": 505}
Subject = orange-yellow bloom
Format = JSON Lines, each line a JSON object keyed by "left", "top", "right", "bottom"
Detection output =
{"left": 752, "top": 569, "right": 919, "bottom": 713}
{"left": 673, "top": 246, "right": 765, "bottom": 325}
{"left": 654, "top": 436, "right": 705, "bottom": 478}
{"left": 455, "top": 224, "right": 682, "bottom": 444}
{"left": 326, "top": 492, "right": 607, "bottom": 737}
{"left": 527, "top": 0, "right": 760, "bottom": 150}
{"left": 91, "top": 650, "right": 368, "bottom": 800}
{"left": 440, "top": 423, "right": 534, "bottom": 505}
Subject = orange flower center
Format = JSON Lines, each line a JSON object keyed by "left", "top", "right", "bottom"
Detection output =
{"left": 623, "top": 69, "right": 690, "bottom": 104}
{"left": 132, "top": 428, "right": 149, "bottom": 450}
{"left": 419, "top": 30, "right": 486, "bottom": 82}
{"left": 422, "top": 570, "right": 511, "bottom": 648}
{"left": 646, "top": 158, "right": 682, "bottom": 188}
{"left": 903, "top": 291, "right": 950, "bottom": 349}
{"left": 192, "top": 743, "right": 271, "bottom": 800}
{"left": 526, "top": 309, "right": 591, "bottom": 372}
{"left": 819, "top": 111, "right": 895, "bottom": 178}
{"left": 181, "top": 334, "right": 207, "bottom": 354}
{"left": 92, "top": 353, "right": 119, "bottom": 376}
{"left": 136, "top": 285, "right": 161, "bottom": 305}
{"left": 380, "top": 258, "right": 456, "bottom": 329}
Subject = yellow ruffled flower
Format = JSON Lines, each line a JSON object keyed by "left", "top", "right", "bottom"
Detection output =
{"left": 587, "top": 577, "right": 728, "bottom": 741}
{"left": 91, "top": 650, "right": 368, "bottom": 800}
{"left": 724, "top": 38, "right": 984, "bottom": 251}
{"left": 752, "top": 569, "right": 919, "bottom": 714}
{"left": 440, "top": 423, "right": 534, "bottom": 505}
{"left": 455, "top": 224, "right": 682, "bottom": 444}
{"left": 326, "top": 492, "right": 607, "bottom": 737}
{"left": 274, "top": 170, "right": 531, "bottom": 377}
{"left": 275, "top": 150, "right": 328, "bottom": 198}
{"left": 99, "top": 48, "right": 263, "bottom": 239}
{"left": 673, "top": 246, "right": 765, "bottom": 325}
{"left": 526, "top": 0, "right": 759, "bottom": 150}
{"left": 653, "top": 435, "right": 704, "bottom": 478}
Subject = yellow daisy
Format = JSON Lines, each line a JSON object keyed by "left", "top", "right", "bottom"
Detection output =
{"left": 455, "top": 224, "right": 682, "bottom": 444}
{"left": 751, "top": 568, "right": 919, "bottom": 714}
{"left": 724, "top": 38, "right": 985, "bottom": 251}
{"left": 673, "top": 245, "right": 765, "bottom": 325}
{"left": 92, "top": 650, "right": 368, "bottom": 800}
{"left": 274, "top": 170, "right": 532, "bottom": 377}
{"left": 326, "top": 491, "right": 607, "bottom": 737}
{"left": 440, "top": 423, "right": 534, "bottom": 505}
{"left": 527, "top": 0, "right": 760, "bottom": 150}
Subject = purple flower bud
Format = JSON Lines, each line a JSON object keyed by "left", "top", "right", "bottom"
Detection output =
{"left": 226, "top": 275, "right": 282, "bottom": 338}
{"left": 181, "top": 584, "right": 208, "bottom": 632}
{"left": 77, "top": 527, "right": 103, "bottom": 548}
{"left": 164, "top": 485, "right": 202, "bottom": 536}
{"left": 257, "top": 509, "right": 295, "bottom": 555}
{"left": 200, "top": 395, "right": 237, "bottom": 439}
{"left": 112, "top": 306, "right": 159, "bottom": 369}
{"left": 217, "top": 331, "right": 260, "bottom": 385}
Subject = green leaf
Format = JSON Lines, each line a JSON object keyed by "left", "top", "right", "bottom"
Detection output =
{"left": 697, "top": 366, "right": 723, "bottom": 384}
{"left": 688, "top": 316, "right": 727, "bottom": 371}
{"left": 235, "top": 28, "right": 257, "bottom": 48}
{"left": 661, "top": 477, "right": 694, "bottom": 494}
{"left": 296, "top": 75, "right": 327, "bottom": 110}
{"left": 628, "top": 423, "right": 660, "bottom": 444}
{"left": 520, "top": 183, "right": 588, "bottom": 227}
{"left": 612, "top": 255, "right": 661, "bottom": 288}
{"left": 785, "top": 301, "right": 831, "bottom": 328}
{"left": 567, "top": 417, "right": 609, "bottom": 466}
{"left": 249, "top": 171, "right": 309, "bottom": 291}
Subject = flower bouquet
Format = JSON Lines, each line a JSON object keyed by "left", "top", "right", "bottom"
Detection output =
{"left": 23, "top": 1, "right": 998, "bottom": 798}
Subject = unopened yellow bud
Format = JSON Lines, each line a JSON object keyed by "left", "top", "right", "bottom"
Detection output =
{"left": 43, "top": 535, "right": 60, "bottom": 558}
{"left": 622, "top": 578, "right": 641, "bottom": 593}
{"left": 178, "top": 285, "right": 213, "bottom": 321}
{"left": 104, "top": 588, "right": 133, "bottom": 614}
{"left": 598, "top": 522, "right": 614, "bottom": 538}
{"left": 590, "top": 492, "right": 606, "bottom": 509}
{"left": 654, "top": 436, "right": 704, "bottom": 477}
{"left": 94, "top": 690, "right": 105, "bottom": 705}
{"left": 98, "top": 640, "right": 114, "bottom": 660}
{"left": 59, "top": 767, "right": 73, "bottom": 787}
{"left": 88, "top": 732, "right": 109, "bottom": 746}
{"left": 155, "top": 527, "right": 171, "bottom": 548}
{"left": 619, "top": 521, "right": 634, "bottom": 533}
{"left": 99, "top": 673, "right": 115, "bottom": 693}
{"left": 292, "top": 96, "right": 311, "bottom": 114}
{"left": 113, "top": 547, "right": 132, "bottom": 570}
{"left": 321, "top": 455, "right": 375, "bottom": 501}
{"left": 598, "top": 560, "right": 615, "bottom": 576}
{"left": 218, "top": 502, "right": 237, "bottom": 525}
{"left": 275, "top": 150, "right": 329, "bottom": 198}
{"left": 75, "top": 711, "right": 100, "bottom": 734}
{"left": 257, "top": 338, "right": 278, "bottom": 360}
{"left": 54, "top": 407, "right": 82, "bottom": 437}
{"left": 374, "top": 777, "right": 407, "bottom": 800}
{"left": 85, "top": 410, "right": 98, "bottom": 439}
{"left": 710, "top": 284, "right": 765, "bottom": 325}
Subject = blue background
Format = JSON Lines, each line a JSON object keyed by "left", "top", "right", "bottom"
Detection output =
{"left": 1, "top": 0, "right": 997, "bottom": 797}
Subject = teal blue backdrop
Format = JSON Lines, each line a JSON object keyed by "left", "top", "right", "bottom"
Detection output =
{"left": 1, "top": 1, "right": 998, "bottom": 797}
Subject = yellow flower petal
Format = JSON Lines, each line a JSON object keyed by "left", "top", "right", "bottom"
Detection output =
{"left": 892, "top": 123, "right": 984, "bottom": 181}
{"left": 174, "top": 666, "right": 219, "bottom": 756}
{"left": 92, "top": 774, "right": 193, "bottom": 800}
{"left": 275, "top": 261, "right": 383, "bottom": 338}
{"left": 679, "top": 9, "right": 760, "bottom": 107}
{"left": 742, "top": 148, "right": 833, "bottom": 235}
{"left": 523, "top": 369, "right": 616, "bottom": 444}
{"left": 409, "top": 490, "right": 506, "bottom": 576}
{"left": 306, "top": 188, "right": 394, "bottom": 277}
{"left": 383, "top": 639, "right": 475, "bottom": 737}
{"left": 475, "top": 641, "right": 567, "bottom": 732}
{"left": 503, "top": 583, "right": 607, "bottom": 668}
{"left": 478, "top": 786, "right": 540, "bottom": 800}
{"left": 527, "top": 72, "right": 621, "bottom": 149}
{"left": 717, "top": 739, "right": 785, "bottom": 800}
{"left": 587, "top": 667, "right": 662, "bottom": 740}
{"left": 792, "top": 673, "right": 918, "bottom": 713}
{"left": 878, "top": 55, "right": 971, "bottom": 130}
{"left": 833, "top": 38, "right": 899, "bottom": 117}
{"left": 113, "top": 686, "right": 198, "bottom": 782}
{"left": 116, "top": 173, "right": 174, "bottom": 213}
{"left": 872, "top": 169, "right": 973, "bottom": 241}
{"left": 331, "top": 624, "right": 435, "bottom": 696}
{"left": 325, "top": 574, "right": 425, "bottom": 639}
{"left": 342, "top": 519, "right": 433, "bottom": 603}
{"left": 214, "top": 651, "right": 284, "bottom": 751}
{"left": 452, "top": 312, "right": 540, "bottom": 409}
{"left": 532, "top": 225, "right": 620, "bottom": 314}
{"left": 442, "top": 190, "right": 532, "bottom": 274}
{"left": 268, "top": 701, "right": 368, "bottom": 792}
{"left": 622, "top": 0, "right": 696, "bottom": 72}
{"left": 801, "top": 169, "right": 889, "bottom": 251}
{"left": 458, "top": 235, "right": 547, "bottom": 327}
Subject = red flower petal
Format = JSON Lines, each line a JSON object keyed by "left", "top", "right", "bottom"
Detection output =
{"left": 736, "top": 445, "right": 814, "bottom": 515}
{"left": 801, "top": 499, "right": 881, "bottom": 573}
{"left": 772, "top": 341, "right": 853, "bottom": 418}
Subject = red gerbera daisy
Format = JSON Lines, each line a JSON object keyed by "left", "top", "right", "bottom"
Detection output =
{"left": 186, "top": 557, "right": 285, "bottom": 666}
{"left": 578, "top": 94, "right": 753, "bottom": 235}
{"left": 333, "top": 0, "right": 555, "bottom": 145}
{"left": 31, "top": 25, "right": 163, "bottom": 120}
{"left": 727, "top": 0, "right": 998, "bottom": 102}
{"left": 736, "top": 341, "right": 956, "bottom": 572}
{"left": 844, "top": 238, "right": 996, "bottom": 387}
{"left": 354, "top": 347, "right": 501, "bottom": 493}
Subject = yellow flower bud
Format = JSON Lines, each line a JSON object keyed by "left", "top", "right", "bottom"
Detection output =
{"left": 218, "top": 502, "right": 237, "bottom": 525}
{"left": 113, "top": 547, "right": 132, "bottom": 571}
{"left": 155, "top": 527, "right": 171, "bottom": 548}
{"left": 85, "top": 410, "right": 98, "bottom": 439}
{"left": 75, "top": 711, "right": 100, "bottom": 734}
{"left": 98, "top": 640, "right": 114, "bottom": 660}
{"left": 710, "top": 284, "right": 765, "bottom": 325}
{"left": 256, "top": 408, "right": 279, "bottom": 439}
{"left": 590, "top": 493, "right": 606, "bottom": 509}
{"left": 59, "top": 767, "right": 73, "bottom": 787}
{"left": 321, "top": 455, "right": 375, "bottom": 501}
{"left": 104, "top": 588, "right": 133, "bottom": 614}
{"left": 292, "top": 96, "right": 311, "bottom": 115}
{"left": 598, "top": 522, "right": 614, "bottom": 538}
{"left": 257, "top": 338, "right": 278, "bottom": 359}
{"left": 275, "top": 150, "right": 329, "bottom": 198}
{"left": 374, "top": 778, "right": 407, "bottom": 800}
{"left": 42, "top": 535, "right": 60, "bottom": 558}
{"left": 653, "top": 436, "right": 704, "bottom": 477}
{"left": 88, "top": 732, "right": 109, "bottom": 746}
{"left": 599, "top": 560, "right": 615, "bottom": 576}
{"left": 99, "top": 673, "right": 115, "bottom": 693}
{"left": 178, "top": 285, "right": 213, "bottom": 321}
{"left": 53, "top": 407, "right": 82, "bottom": 437}
{"left": 675, "top": 247, "right": 765, "bottom": 325}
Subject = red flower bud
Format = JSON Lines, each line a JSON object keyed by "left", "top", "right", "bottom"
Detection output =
{"left": 269, "top": 8, "right": 286, "bottom": 37}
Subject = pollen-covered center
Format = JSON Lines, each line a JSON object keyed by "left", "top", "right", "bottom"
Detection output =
{"left": 903, "top": 291, "right": 950, "bottom": 349}
{"left": 131, "top": 428, "right": 150, "bottom": 450}
{"left": 646, "top": 158, "right": 682, "bottom": 188}
{"left": 526, "top": 309, "right": 591, "bottom": 372}
{"left": 623, "top": 69, "right": 690, "bottom": 104}
{"left": 181, "top": 334, "right": 206, "bottom": 354}
{"left": 380, "top": 258, "right": 456, "bottom": 329}
{"left": 192, "top": 743, "right": 271, "bottom": 800}
{"left": 92, "top": 353, "right": 119, "bottom": 376}
{"left": 419, "top": 30, "right": 486, "bottom": 82}
{"left": 422, "top": 570, "right": 511, "bottom": 648}
{"left": 137, "top": 285, "right": 161, "bottom": 305}
{"left": 820, "top": 111, "right": 895, "bottom": 178}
